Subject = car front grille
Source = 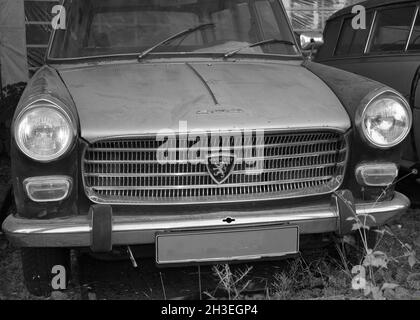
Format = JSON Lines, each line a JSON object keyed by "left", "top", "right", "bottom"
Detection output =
{"left": 82, "top": 131, "right": 348, "bottom": 205}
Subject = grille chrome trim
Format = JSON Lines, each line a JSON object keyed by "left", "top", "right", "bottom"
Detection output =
{"left": 83, "top": 149, "right": 346, "bottom": 164}
{"left": 88, "top": 176, "right": 335, "bottom": 191}
{"left": 82, "top": 131, "right": 349, "bottom": 205}
{"left": 83, "top": 162, "right": 346, "bottom": 178}
{"left": 85, "top": 138, "right": 343, "bottom": 152}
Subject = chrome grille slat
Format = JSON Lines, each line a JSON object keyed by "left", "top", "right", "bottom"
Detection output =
{"left": 91, "top": 176, "right": 334, "bottom": 191}
{"left": 83, "top": 148, "right": 347, "bottom": 165}
{"left": 83, "top": 161, "right": 346, "bottom": 178}
{"left": 83, "top": 131, "right": 348, "bottom": 204}
{"left": 87, "top": 138, "right": 342, "bottom": 152}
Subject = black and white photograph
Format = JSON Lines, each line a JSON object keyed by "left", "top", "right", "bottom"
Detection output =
{"left": 1, "top": 0, "right": 420, "bottom": 306}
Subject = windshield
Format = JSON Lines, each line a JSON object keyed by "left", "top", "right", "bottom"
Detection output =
{"left": 48, "top": 0, "right": 299, "bottom": 60}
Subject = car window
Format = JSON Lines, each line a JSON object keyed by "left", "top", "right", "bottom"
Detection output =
{"left": 335, "top": 12, "right": 373, "bottom": 56}
{"left": 407, "top": 10, "right": 420, "bottom": 51}
{"left": 255, "top": 0, "right": 281, "bottom": 38}
{"left": 369, "top": 6, "right": 416, "bottom": 53}
{"left": 88, "top": 11, "right": 204, "bottom": 48}
{"left": 316, "top": 18, "right": 341, "bottom": 59}
{"left": 49, "top": 0, "right": 298, "bottom": 59}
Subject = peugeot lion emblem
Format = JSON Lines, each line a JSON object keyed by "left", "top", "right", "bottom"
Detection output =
{"left": 206, "top": 153, "right": 236, "bottom": 185}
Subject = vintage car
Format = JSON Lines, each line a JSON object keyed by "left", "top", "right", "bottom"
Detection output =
{"left": 1, "top": 0, "right": 412, "bottom": 296}
{"left": 315, "top": 0, "right": 420, "bottom": 175}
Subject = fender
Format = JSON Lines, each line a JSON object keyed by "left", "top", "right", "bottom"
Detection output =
{"left": 409, "top": 64, "right": 420, "bottom": 162}
{"left": 303, "top": 60, "right": 406, "bottom": 199}
{"left": 11, "top": 66, "right": 81, "bottom": 219}
{"left": 302, "top": 60, "right": 387, "bottom": 119}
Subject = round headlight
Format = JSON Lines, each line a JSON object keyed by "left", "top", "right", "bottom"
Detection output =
{"left": 15, "top": 101, "right": 75, "bottom": 162}
{"left": 359, "top": 92, "right": 412, "bottom": 148}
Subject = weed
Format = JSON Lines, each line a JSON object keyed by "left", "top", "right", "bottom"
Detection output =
{"left": 337, "top": 174, "right": 419, "bottom": 299}
{"left": 206, "top": 264, "right": 254, "bottom": 300}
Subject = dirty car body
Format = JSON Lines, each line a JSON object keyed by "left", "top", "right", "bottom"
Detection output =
{"left": 1, "top": 0, "right": 412, "bottom": 284}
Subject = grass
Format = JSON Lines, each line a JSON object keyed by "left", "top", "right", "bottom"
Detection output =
{"left": 206, "top": 208, "right": 420, "bottom": 300}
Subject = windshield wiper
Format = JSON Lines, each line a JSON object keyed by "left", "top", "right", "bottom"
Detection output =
{"left": 138, "top": 23, "right": 215, "bottom": 60}
{"left": 223, "top": 38, "right": 296, "bottom": 58}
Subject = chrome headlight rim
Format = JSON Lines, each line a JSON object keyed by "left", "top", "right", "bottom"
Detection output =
{"left": 14, "top": 98, "right": 76, "bottom": 163}
{"left": 356, "top": 89, "right": 412, "bottom": 149}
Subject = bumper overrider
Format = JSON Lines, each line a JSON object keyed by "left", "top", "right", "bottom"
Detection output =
{"left": 2, "top": 191, "right": 409, "bottom": 250}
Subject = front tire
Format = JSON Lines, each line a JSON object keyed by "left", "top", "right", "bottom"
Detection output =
{"left": 21, "top": 248, "right": 71, "bottom": 297}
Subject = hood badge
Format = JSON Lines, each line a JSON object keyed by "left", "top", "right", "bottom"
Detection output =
{"left": 206, "top": 153, "right": 236, "bottom": 185}
{"left": 197, "top": 108, "right": 244, "bottom": 115}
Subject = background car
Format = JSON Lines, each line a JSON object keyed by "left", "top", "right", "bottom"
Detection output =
{"left": 315, "top": 0, "right": 420, "bottom": 176}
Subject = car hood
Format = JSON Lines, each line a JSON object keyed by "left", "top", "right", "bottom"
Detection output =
{"left": 57, "top": 60, "right": 351, "bottom": 142}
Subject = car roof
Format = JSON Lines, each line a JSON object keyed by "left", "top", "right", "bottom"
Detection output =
{"left": 328, "top": 0, "right": 418, "bottom": 21}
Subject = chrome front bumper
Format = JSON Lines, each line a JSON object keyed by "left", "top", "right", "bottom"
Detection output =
{"left": 2, "top": 192, "right": 410, "bottom": 248}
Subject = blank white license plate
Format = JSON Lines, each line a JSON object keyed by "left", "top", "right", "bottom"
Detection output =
{"left": 156, "top": 225, "right": 299, "bottom": 265}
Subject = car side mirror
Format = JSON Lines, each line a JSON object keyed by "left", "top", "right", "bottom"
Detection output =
{"left": 299, "top": 32, "right": 324, "bottom": 60}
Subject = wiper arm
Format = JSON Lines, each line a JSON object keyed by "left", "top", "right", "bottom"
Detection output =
{"left": 138, "top": 23, "right": 215, "bottom": 60}
{"left": 224, "top": 38, "right": 296, "bottom": 58}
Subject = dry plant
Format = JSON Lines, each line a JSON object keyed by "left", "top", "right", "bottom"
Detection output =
{"left": 336, "top": 173, "right": 419, "bottom": 299}
{"left": 206, "top": 264, "right": 254, "bottom": 300}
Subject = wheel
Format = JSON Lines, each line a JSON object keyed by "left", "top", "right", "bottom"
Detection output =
{"left": 0, "top": 186, "right": 13, "bottom": 225}
{"left": 21, "top": 248, "right": 71, "bottom": 297}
